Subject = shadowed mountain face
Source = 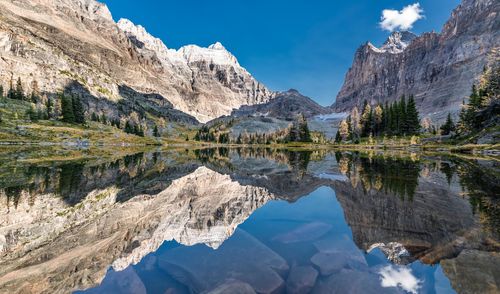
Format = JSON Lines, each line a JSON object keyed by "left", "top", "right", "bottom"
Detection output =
{"left": 0, "top": 148, "right": 498, "bottom": 293}
{"left": 333, "top": 0, "right": 499, "bottom": 122}
{"left": 231, "top": 89, "right": 330, "bottom": 120}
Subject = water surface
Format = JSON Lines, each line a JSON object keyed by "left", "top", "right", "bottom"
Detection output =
{"left": 0, "top": 147, "right": 498, "bottom": 293}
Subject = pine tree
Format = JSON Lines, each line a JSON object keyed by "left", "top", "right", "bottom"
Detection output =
{"left": 153, "top": 125, "right": 160, "bottom": 137}
{"left": 61, "top": 94, "right": 75, "bottom": 123}
{"left": 46, "top": 98, "right": 53, "bottom": 119}
{"left": 27, "top": 104, "right": 39, "bottom": 122}
{"left": 469, "top": 84, "right": 481, "bottom": 109}
{"left": 100, "top": 113, "right": 107, "bottom": 125}
{"left": 374, "top": 105, "right": 383, "bottom": 136}
{"left": 7, "top": 76, "right": 15, "bottom": 99}
{"left": 440, "top": 113, "right": 455, "bottom": 135}
{"left": 30, "top": 80, "right": 40, "bottom": 103}
{"left": 15, "top": 77, "right": 25, "bottom": 101}
{"left": 72, "top": 96, "right": 85, "bottom": 124}
{"left": 91, "top": 112, "right": 99, "bottom": 122}
{"left": 361, "top": 101, "right": 371, "bottom": 137}
{"left": 298, "top": 114, "right": 312, "bottom": 142}
{"left": 125, "top": 121, "right": 133, "bottom": 134}
{"left": 399, "top": 96, "right": 407, "bottom": 135}
{"left": 334, "top": 130, "right": 342, "bottom": 144}
{"left": 0, "top": 85, "right": 4, "bottom": 99}
{"left": 406, "top": 95, "right": 420, "bottom": 135}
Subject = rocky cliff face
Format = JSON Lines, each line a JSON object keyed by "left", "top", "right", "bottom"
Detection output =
{"left": 333, "top": 0, "right": 499, "bottom": 122}
{"left": 0, "top": 0, "right": 274, "bottom": 123}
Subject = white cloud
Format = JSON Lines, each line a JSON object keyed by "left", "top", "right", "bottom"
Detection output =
{"left": 379, "top": 265, "right": 422, "bottom": 294}
{"left": 380, "top": 3, "right": 424, "bottom": 32}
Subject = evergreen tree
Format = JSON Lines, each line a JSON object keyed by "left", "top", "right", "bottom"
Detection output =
{"left": 399, "top": 96, "right": 407, "bottom": 135}
{"left": 30, "top": 80, "right": 40, "bottom": 103}
{"left": 153, "top": 125, "right": 160, "bottom": 137}
{"left": 72, "top": 96, "right": 85, "bottom": 124}
{"left": 0, "top": 85, "right": 4, "bottom": 99}
{"left": 27, "top": 104, "right": 39, "bottom": 122}
{"left": 334, "top": 130, "right": 342, "bottom": 144}
{"left": 406, "top": 95, "right": 420, "bottom": 135}
{"left": 440, "top": 113, "right": 455, "bottom": 135}
{"left": 46, "top": 98, "right": 53, "bottom": 119}
{"left": 61, "top": 94, "right": 75, "bottom": 123}
{"left": 298, "top": 114, "right": 312, "bottom": 142}
{"left": 374, "top": 105, "right": 383, "bottom": 136}
{"left": 100, "top": 113, "right": 107, "bottom": 125}
{"left": 236, "top": 134, "right": 242, "bottom": 144}
{"left": 125, "top": 121, "right": 133, "bottom": 134}
{"left": 15, "top": 77, "right": 25, "bottom": 101}
{"left": 7, "top": 77, "right": 15, "bottom": 99}
{"left": 91, "top": 112, "right": 99, "bottom": 122}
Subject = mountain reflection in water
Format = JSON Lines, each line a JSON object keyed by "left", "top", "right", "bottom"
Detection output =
{"left": 0, "top": 148, "right": 498, "bottom": 294}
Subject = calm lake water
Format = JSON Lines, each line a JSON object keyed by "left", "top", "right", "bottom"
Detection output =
{"left": 0, "top": 147, "right": 498, "bottom": 294}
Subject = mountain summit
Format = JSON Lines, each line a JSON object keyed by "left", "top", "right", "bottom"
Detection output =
{"left": 380, "top": 31, "right": 417, "bottom": 54}
{"left": 333, "top": 0, "right": 499, "bottom": 122}
{"left": 0, "top": 0, "right": 274, "bottom": 123}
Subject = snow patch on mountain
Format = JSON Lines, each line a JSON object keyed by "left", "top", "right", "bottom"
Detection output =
{"left": 368, "top": 31, "right": 418, "bottom": 54}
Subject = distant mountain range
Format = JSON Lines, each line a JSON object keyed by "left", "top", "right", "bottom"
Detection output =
{"left": 0, "top": 0, "right": 497, "bottom": 127}
{"left": 333, "top": 0, "right": 499, "bottom": 122}
{"left": 0, "top": 0, "right": 274, "bottom": 123}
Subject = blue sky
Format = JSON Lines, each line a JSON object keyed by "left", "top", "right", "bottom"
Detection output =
{"left": 102, "top": 0, "right": 460, "bottom": 106}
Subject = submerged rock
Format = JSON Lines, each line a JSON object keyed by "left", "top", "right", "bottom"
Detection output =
{"left": 310, "top": 252, "right": 367, "bottom": 276}
{"left": 272, "top": 222, "right": 333, "bottom": 244}
{"left": 286, "top": 265, "right": 319, "bottom": 294}
{"left": 207, "top": 280, "right": 256, "bottom": 294}
{"left": 441, "top": 250, "right": 500, "bottom": 294}
{"left": 158, "top": 229, "right": 288, "bottom": 294}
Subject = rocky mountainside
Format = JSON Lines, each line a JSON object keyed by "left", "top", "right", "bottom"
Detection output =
{"left": 333, "top": 0, "right": 499, "bottom": 122}
{"left": 231, "top": 89, "right": 329, "bottom": 119}
{"left": 0, "top": 0, "right": 274, "bottom": 123}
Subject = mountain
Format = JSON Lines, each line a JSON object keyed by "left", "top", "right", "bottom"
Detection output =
{"left": 0, "top": 0, "right": 274, "bottom": 123}
{"left": 333, "top": 0, "right": 499, "bottom": 122}
{"left": 231, "top": 89, "right": 329, "bottom": 119}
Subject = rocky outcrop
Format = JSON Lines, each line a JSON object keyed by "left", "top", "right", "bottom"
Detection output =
{"left": 441, "top": 250, "right": 500, "bottom": 294}
{"left": 333, "top": 0, "right": 500, "bottom": 122}
{"left": 0, "top": 0, "right": 274, "bottom": 123}
{"left": 231, "top": 89, "right": 329, "bottom": 119}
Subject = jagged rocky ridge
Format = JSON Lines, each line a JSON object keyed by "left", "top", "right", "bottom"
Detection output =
{"left": 333, "top": 0, "right": 499, "bottom": 122}
{"left": 231, "top": 89, "right": 329, "bottom": 119}
{"left": 0, "top": 0, "right": 274, "bottom": 123}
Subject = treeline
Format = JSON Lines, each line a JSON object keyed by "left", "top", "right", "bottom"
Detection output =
{"left": 194, "top": 114, "right": 312, "bottom": 144}
{"left": 0, "top": 76, "right": 168, "bottom": 138}
{"left": 336, "top": 95, "right": 420, "bottom": 143}
{"left": 0, "top": 76, "right": 85, "bottom": 124}
{"left": 441, "top": 65, "right": 499, "bottom": 136}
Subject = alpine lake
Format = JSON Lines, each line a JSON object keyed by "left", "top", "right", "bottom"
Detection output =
{"left": 0, "top": 146, "right": 498, "bottom": 294}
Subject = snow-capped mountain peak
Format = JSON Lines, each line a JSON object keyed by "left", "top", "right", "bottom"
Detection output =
{"left": 208, "top": 41, "right": 226, "bottom": 50}
{"left": 380, "top": 31, "right": 417, "bottom": 54}
{"left": 179, "top": 43, "right": 240, "bottom": 66}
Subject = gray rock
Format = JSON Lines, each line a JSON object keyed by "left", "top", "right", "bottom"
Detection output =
{"left": 441, "top": 250, "right": 500, "bottom": 294}
{"left": 286, "top": 266, "right": 319, "bottom": 294}
{"left": 273, "top": 222, "right": 333, "bottom": 244}
{"left": 158, "top": 229, "right": 288, "bottom": 294}
{"left": 310, "top": 252, "right": 366, "bottom": 276}
{"left": 333, "top": 0, "right": 500, "bottom": 123}
{"left": 0, "top": 0, "right": 275, "bottom": 123}
{"left": 206, "top": 280, "right": 256, "bottom": 294}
